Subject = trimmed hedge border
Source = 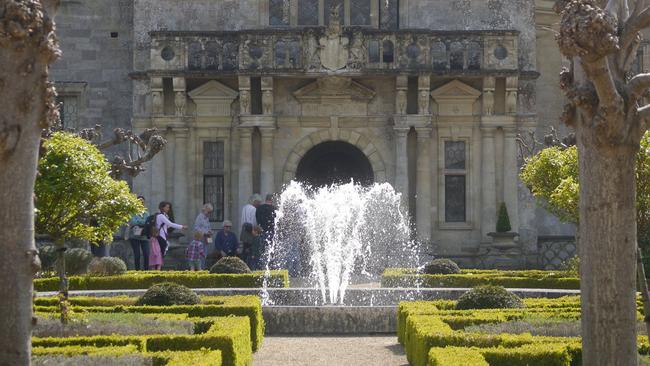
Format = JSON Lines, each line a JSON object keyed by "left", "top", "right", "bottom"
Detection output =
{"left": 399, "top": 296, "right": 648, "bottom": 366}
{"left": 34, "top": 295, "right": 264, "bottom": 352}
{"left": 34, "top": 270, "right": 289, "bottom": 291}
{"left": 32, "top": 348, "right": 224, "bottom": 366}
{"left": 382, "top": 268, "right": 580, "bottom": 289}
{"left": 33, "top": 316, "right": 251, "bottom": 366}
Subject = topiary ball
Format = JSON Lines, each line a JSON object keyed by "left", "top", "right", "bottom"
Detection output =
{"left": 423, "top": 258, "right": 461, "bottom": 275}
{"left": 455, "top": 285, "right": 524, "bottom": 310}
{"left": 136, "top": 282, "right": 200, "bottom": 306}
{"left": 209, "top": 256, "right": 251, "bottom": 274}
{"left": 37, "top": 245, "right": 58, "bottom": 271}
{"left": 87, "top": 257, "right": 127, "bottom": 276}
{"left": 59, "top": 248, "right": 93, "bottom": 275}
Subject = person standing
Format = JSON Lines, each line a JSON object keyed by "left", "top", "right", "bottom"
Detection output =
{"left": 255, "top": 193, "right": 276, "bottom": 241}
{"left": 193, "top": 203, "right": 214, "bottom": 268}
{"left": 214, "top": 220, "right": 239, "bottom": 259}
{"left": 186, "top": 231, "right": 206, "bottom": 271}
{"left": 148, "top": 226, "right": 163, "bottom": 270}
{"left": 249, "top": 225, "right": 264, "bottom": 270}
{"left": 240, "top": 194, "right": 261, "bottom": 236}
{"left": 156, "top": 201, "right": 187, "bottom": 257}
{"left": 129, "top": 196, "right": 149, "bottom": 270}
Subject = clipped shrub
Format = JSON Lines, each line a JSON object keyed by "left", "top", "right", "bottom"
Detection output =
{"left": 136, "top": 283, "right": 200, "bottom": 306}
{"left": 423, "top": 258, "right": 461, "bottom": 275}
{"left": 455, "top": 285, "right": 524, "bottom": 310}
{"left": 38, "top": 245, "right": 59, "bottom": 271}
{"left": 562, "top": 256, "right": 579, "bottom": 277}
{"left": 496, "top": 202, "right": 512, "bottom": 233}
{"left": 60, "top": 248, "right": 93, "bottom": 275}
{"left": 88, "top": 257, "right": 128, "bottom": 276}
{"left": 210, "top": 257, "right": 251, "bottom": 274}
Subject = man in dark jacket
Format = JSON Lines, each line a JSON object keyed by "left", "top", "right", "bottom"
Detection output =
{"left": 255, "top": 194, "right": 276, "bottom": 236}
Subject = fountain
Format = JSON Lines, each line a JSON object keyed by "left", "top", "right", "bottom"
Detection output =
{"left": 264, "top": 181, "right": 417, "bottom": 305}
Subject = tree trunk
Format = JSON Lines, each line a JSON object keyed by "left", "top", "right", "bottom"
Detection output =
{"left": 0, "top": 1, "right": 59, "bottom": 364}
{"left": 578, "top": 129, "right": 639, "bottom": 365}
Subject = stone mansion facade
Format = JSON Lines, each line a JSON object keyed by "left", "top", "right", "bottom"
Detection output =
{"left": 50, "top": 0, "right": 620, "bottom": 268}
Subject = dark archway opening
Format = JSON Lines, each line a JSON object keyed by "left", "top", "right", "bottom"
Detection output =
{"left": 295, "top": 141, "right": 374, "bottom": 187}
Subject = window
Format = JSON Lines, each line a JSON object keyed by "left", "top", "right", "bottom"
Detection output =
{"left": 56, "top": 95, "right": 80, "bottom": 130}
{"left": 444, "top": 141, "right": 467, "bottom": 223}
{"left": 203, "top": 141, "right": 225, "bottom": 222}
{"left": 270, "top": 0, "right": 388, "bottom": 27}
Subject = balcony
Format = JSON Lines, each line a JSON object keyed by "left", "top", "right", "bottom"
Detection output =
{"left": 149, "top": 27, "right": 519, "bottom": 75}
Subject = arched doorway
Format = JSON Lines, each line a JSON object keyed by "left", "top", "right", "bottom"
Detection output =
{"left": 295, "top": 141, "right": 374, "bottom": 187}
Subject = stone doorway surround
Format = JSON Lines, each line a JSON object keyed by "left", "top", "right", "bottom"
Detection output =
{"left": 282, "top": 129, "right": 387, "bottom": 185}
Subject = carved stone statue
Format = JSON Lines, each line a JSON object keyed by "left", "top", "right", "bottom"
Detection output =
{"left": 319, "top": 5, "right": 349, "bottom": 71}
{"left": 396, "top": 89, "right": 407, "bottom": 115}
{"left": 418, "top": 90, "right": 429, "bottom": 115}
{"left": 262, "top": 89, "right": 273, "bottom": 115}
{"left": 151, "top": 91, "right": 163, "bottom": 115}
{"left": 174, "top": 91, "right": 186, "bottom": 116}
{"left": 240, "top": 89, "right": 250, "bottom": 115}
{"left": 483, "top": 89, "right": 494, "bottom": 116}
{"left": 305, "top": 30, "right": 321, "bottom": 70}
{"left": 348, "top": 31, "right": 366, "bottom": 69}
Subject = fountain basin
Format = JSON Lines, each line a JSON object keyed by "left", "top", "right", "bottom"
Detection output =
{"left": 264, "top": 305, "right": 397, "bottom": 334}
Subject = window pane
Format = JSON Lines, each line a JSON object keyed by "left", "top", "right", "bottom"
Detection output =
{"left": 350, "top": 0, "right": 371, "bottom": 26}
{"left": 445, "top": 141, "right": 466, "bottom": 169}
{"left": 270, "top": 0, "right": 289, "bottom": 26}
{"left": 203, "top": 141, "right": 225, "bottom": 174}
{"left": 57, "top": 96, "right": 79, "bottom": 129}
{"left": 445, "top": 175, "right": 466, "bottom": 223}
{"left": 324, "top": 0, "right": 345, "bottom": 25}
{"left": 298, "top": 0, "right": 319, "bottom": 25}
{"left": 368, "top": 40, "right": 380, "bottom": 63}
{"left": 204, "top": 176, "right": 224, "bottom": 222}
{"left": 380, "top": 0, "right": 398, "bottom": 30}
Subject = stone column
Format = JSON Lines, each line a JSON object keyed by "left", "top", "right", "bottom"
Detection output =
{"left": 238, "top": 128, "right": 254, "bottom": 227}
{"left": 416, "top": 127, "right": 432, "bottom": 242}
{"left": 418, "top": 74, "right": 430, "bottom": 115}
{"left": 480, "top": 128, "right": 497, "bottom": 239}
{"left": 262, "top": 77, "right": 274, "bottom": 115}
{"left": 173, "top": 128, "right": 189, "bottom": 228}
{"left": 150, "top": 138, "right": 166, "bottom": 210}
{"left": 173, "top": 77, "right": 186, "bottom": 116}
{"left": 238, "top": 76, "right": 251, "bottom": 116}
{"left": 482, "top": 76, "right": 495, "bottom": 116}
{"left": 394, "top": 127, "right": 409, "bottom": 206}
{"left": 505, "top": 76, "right": 518, "bottom": 115}
{"left": 151, "top": 77, "right": 163, "bottom": 116}
{"left": 503, "top": 129, "right": 519, "bottom": 232}
{"left": 260, "top": 127, "right": 275, "bottom": 196}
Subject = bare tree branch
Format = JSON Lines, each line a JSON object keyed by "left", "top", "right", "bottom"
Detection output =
{"left": 628, "top": 73, "right": 650, "bottom": 97}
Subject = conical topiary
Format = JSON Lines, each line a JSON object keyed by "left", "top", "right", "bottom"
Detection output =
{"left": 496, "top": 202, "right": 512, "bottom": 233}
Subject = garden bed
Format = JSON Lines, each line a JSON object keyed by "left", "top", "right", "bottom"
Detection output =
{"left": 382, "top": 268, "right": 580, "bottom": 289}
{"left": 398, "top": 296, "right": 648, "bottom": 366}
{"left": 34, "top": 270, "right": 289, "bottom": 291}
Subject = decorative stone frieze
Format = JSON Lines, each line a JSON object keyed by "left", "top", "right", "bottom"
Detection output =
{"left": 149, "top": 29, "right": 520, "bottom": 74}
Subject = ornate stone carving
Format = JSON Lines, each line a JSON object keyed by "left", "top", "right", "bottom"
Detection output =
{"left": 305, "top": 30, "right": 321, "bottom": 70}
{"left": 151, "top": 91, "right": 163, "bottom": 115}
{"left": 396, "top": 89, "right": 407, "bottom": 115}
{"left": 348, "top": 31, "right": 366, "bottom": 69}
{"left": 175, "top": 91, "right": 186, "bottom": 116}
{"left": 506, "top": 76, "right": 518, "bottom": 114}
{"left": 482, "top": 76, "right": 495, "bottom": 116}
{"left": 418, "top": 90, "right": 430, "bottom": 115}
{"left": 262, "top": 90, "right": 273, "bottom": 115}
{"left": 240, "top": 89, "right": 250, "bottom": 115}
{"left": 319, "top": 6, "right": 349, "bottom": 71}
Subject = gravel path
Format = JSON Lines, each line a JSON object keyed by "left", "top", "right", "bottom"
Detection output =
{"left": 253, "top": 336, "right": 409, "bottom": 366}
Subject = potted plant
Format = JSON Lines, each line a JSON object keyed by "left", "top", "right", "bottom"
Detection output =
{"left": 487, "top": 202, "right": 519, "bottom": 249}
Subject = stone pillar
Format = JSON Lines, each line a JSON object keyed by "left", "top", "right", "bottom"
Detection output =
{"left": 482, "top": 76, "right": 495, "bottom": 116}
{"left": 503, "top": 129, "right": 519, "bottom": 232}
{"left": 396, "top": 75, "right": 408, "bottom": 115}
{"left": 505, "top": 76, "right": 518, "bottom": 115}
{"left": 480, "top": 128, "right": 497, "bottom": 239}
{"left": 394, "top": 128, "right": 409, "bottom": 206}
{"left": 262, "top": 77, "right": 274, "bottom": 115}
{"left": 173, "top": 128, "right": 189, "bottom": 228}
{"left": 150, "top": 139, "right": 166, "bottom": 210}
{"left": 415, "top": 127, "right": 432, "bottom": 242}
{"left": 173, "top": 77, "right": 186, "bottom": 116}
{"left": 238, "top": 128, "right": 254, "bottom": 227}
{"left": 239, "top": 76, "right": 251, "bottom": 116}
{"left": 260, "top": 127, "right": 275, "bottom": 196}
{"left": 418, "top": 75, "right": 430, "bottom": 115}
{"left": 151, "top": 77, "right": 163, "bottom": 116}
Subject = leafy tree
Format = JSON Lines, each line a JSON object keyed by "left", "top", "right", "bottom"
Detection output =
{"left": 0, "top": 0, "right": 60, "bottom": 363}
{"left": 35, "top": 131, "right": 143, "bottom": 321}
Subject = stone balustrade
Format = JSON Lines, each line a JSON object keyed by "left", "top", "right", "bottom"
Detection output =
{"left": 149, "top": 28, "right": 519, "bottom": 74}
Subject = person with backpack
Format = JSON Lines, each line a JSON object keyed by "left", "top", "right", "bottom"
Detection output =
{"left": 155, "top": 201, "right": 187, "bottom": 257}
{"left": 129, "top": 196, "right": 150, "bottom": 270}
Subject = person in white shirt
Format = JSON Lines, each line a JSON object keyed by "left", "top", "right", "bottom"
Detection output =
{"left": 156, "top": 201, "right": 187, "bottom": 257}
{"left": 240, "top": 194, "right": 262, "bottom": 237}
